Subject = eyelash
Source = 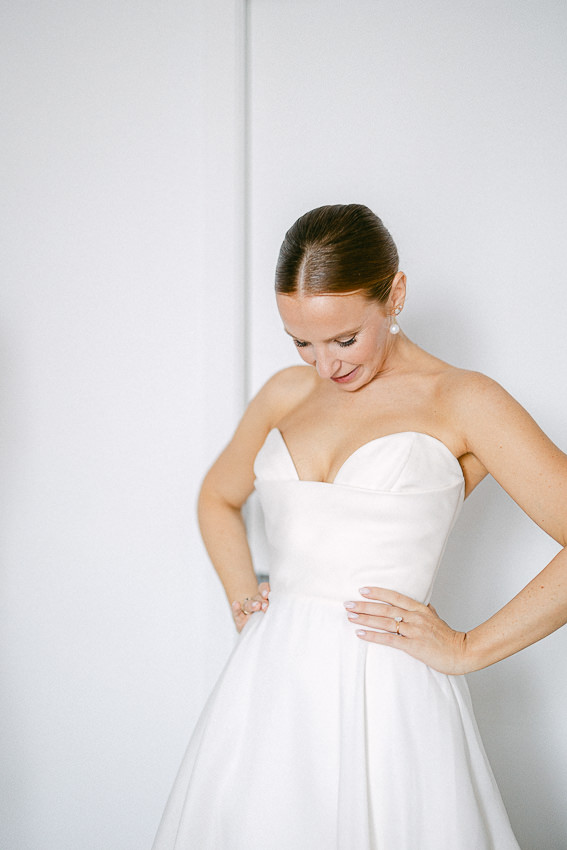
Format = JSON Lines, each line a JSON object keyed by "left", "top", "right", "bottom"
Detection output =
{"left": 294, "top": 336, "right": 357, "bottom": 349}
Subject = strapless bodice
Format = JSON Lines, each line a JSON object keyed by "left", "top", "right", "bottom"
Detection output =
{"left": 253, "top": 429, "right": 464, "bottom": 604}
{"left": 154, "top": 429, "right": 520, "bottom": 850}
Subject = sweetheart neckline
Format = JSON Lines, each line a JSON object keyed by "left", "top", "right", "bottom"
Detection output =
{"left": 270, "top": 428, "right": 465, "bottom": 486}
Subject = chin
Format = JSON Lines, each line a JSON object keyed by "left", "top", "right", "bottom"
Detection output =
{"left": 336, "top": 374, "right": 365, "bottom": 391}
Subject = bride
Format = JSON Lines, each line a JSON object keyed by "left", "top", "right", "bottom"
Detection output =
{"left": 152, "top": 204, "right": 566, "bottom": 849}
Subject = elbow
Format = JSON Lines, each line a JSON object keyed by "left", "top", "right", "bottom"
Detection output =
{"left": 197, "top": 472, "right": 241, "bottom": 523}
{"left": 197, "top": 472, "right": 216, "bottom": 519}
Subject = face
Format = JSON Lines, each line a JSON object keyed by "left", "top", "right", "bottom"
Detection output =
{"left": 276, "top": 290, "right": 398, "bottom": 391}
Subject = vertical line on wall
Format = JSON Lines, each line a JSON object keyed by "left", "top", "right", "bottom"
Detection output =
{"left": 244, "top": 0, "right": 251, "bottom": 405}
{"left": 235, "top": 0, "right": 251, "bottom": 408}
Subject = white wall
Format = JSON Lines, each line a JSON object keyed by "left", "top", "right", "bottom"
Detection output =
{"left": 248, "top": 2, "right": 567, "bottom": 848}
{"left": 0, "top": 2, "right": 244, "bottom": 848}
{"left": 2, "top": 1, "right": 566, "bottom": 848}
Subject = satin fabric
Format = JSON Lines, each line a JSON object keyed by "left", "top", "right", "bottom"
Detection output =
{"left": 152, "top": 430, "right": 520, "bottom": 849}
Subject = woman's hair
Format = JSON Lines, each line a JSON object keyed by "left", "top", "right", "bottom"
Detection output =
{"left": 275, "top": 204, "right": 399, "bottom": 302}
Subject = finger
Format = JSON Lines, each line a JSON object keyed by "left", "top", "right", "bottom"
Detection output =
{"left": 233, "top": 604, "right": 254, "bottom": 628}
{"left": 257, "top": 582, "right": 271, "bottom": 610}
{"left": 231, "top": 602, "right": 245, "bottom": 622}
{"left": 344, "top": 601, "right": 408, "bottom": 620}
{"left": 346, "top": 613, "right": 415, "bottom": 635}
{"left": 240, "top": 597, "right": 261, "bottom": 615}
{"left": 236, "top": 604, "right": 266, "bottom": 633}
{"left": 251, "top": 590, "right": 269, "bottom": 611}
{"left": 231, "top": 601, "right": 252, "bottom": 623}
{"left": 358, "top": 586, "right": 425, "bottom": 611}
{"left": 355, "top": 628, "right": 406, "bottom": 647}
{"left": 231, "top": 607, "right": 247, "bottom": 632}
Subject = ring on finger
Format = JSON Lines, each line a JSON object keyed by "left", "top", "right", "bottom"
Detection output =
{"left": 395, "top": 615, "right": 403, "bottom": 635}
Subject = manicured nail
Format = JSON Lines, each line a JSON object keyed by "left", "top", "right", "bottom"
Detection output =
{"left": 231, "top": 601, "right": 239, "bottom": 609}
{"left": 347, "top": 612, "right": 359, "bottom": 619}
{"left": 262, "top": 589, "right": 269, "bottom": 597}
{"left": 343, "top": 601, "right": 356, "bottom": 609}
{"left": 261, "top": 602, "right": 268, "bottom": 610}
{"left": 359, "top": 587, "right": 370, "bottom": 595}
{"left": 356, "top": 629, "right": 366, "bottom": 637}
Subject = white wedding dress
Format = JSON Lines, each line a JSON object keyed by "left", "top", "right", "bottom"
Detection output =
{"left": 152, "top": 429, "right": 520, "bottom": 849}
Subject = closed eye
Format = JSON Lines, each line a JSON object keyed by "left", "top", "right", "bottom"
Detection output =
{"left": 292, "top": 335, "right": 357, "bottom": 348}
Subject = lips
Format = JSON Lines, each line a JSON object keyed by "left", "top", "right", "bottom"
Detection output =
{"left": 331, "top": 366, "right": 359, "bottom": 383}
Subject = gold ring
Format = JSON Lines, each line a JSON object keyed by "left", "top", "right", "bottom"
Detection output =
{"left": 395, "top": 615, "right": 403, "bottom": 635}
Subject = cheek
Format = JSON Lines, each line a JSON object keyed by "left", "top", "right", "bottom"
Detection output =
{"left": 354, "top": 336, "right": 383, "bottom": 363}
{"left": 367, "top": 324, "right": 389, "bottom": 351}
{"left": 296, "top": 346, "right": 314, "bottom": 364}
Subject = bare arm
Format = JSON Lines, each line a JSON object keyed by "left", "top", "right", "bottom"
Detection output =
{"left": 348, "top": 372, "right": 567, "bottom": 673}
{"left": 454, "top": 373, "right": 567, "bottom": 669}
{"left": 198, "top": 366, "right": 315, "bottom": 627}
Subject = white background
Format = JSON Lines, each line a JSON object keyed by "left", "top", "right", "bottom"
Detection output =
{"left": 1, "top": 1, "right": 566, "bottom": 848}
{"left": 1, "top": 2, "right": 243, "bottom": 848}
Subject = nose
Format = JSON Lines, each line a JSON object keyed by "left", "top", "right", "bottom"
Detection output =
{"left": 313, "top": 349, "right": 341, "bottom": 379}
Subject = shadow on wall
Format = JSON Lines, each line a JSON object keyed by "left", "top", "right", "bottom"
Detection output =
{"left": 0, "top": 333, "right": 36, "bottom": 846}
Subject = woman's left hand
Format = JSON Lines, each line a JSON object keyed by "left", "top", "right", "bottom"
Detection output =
{"left": 344, "top": 587, "right": 470, "bottom": 675}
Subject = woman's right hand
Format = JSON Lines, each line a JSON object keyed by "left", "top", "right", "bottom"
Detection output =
{"left": 231, "top": 582, "right": 271, "bottom": 633}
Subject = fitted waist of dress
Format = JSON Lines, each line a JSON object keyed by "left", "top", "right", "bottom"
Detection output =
{"left": 267, "top": 556, "right": 436, "bottom": 606}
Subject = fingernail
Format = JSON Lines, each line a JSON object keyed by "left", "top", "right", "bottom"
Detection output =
{"left": 261, "top": 602, "right": 268, "bottom": 610}
{"left": 359, "top": 587, "right": 370, "bottom": 595}
{"left": 347, "top": 612, "right": 359, "bottom": 619}
{"left": 231, "top": 601, "right": 239, "bottom": 609}
{"left": 262, "top": 589, "right": 269, "bottom": 597}
{"left": 343, "top": 601, "right": 356, "bottom": 609}
{"left": 356, "top": 629, "right": 366, "bottom": 636}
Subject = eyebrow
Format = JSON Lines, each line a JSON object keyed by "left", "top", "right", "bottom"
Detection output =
{"left": 283, "top": 327, "right": 360, "bottom": 342}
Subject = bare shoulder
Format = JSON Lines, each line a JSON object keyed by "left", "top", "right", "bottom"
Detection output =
{"left": 259, "top": 364, "right": 316, "bottom": 404}
{"left": 442, "top": 367, "right": 507, "bottom": 397}
{"left": 229, "top": 365, "right": 316, "bottom": 448}
{"left": 441, "top": 368, "right": 567, "bottom": 542}
{"left": 440, "top": 368, "right": 537, "bottom": 448}
{"left": 441, "top": 367, "right": 505, "bottom": 405}
{"left": 248, "top": 365, "right": 317, "bottom": 424}
{"left": 439, "top": 366, "right": 551, "bottom": 461}
{"left": 199, "top": 366, "right": 316, "bottom": 509}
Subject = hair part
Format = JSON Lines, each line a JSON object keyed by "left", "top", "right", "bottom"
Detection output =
{"left": 275, "top": 204, "right": 399, "bottom": 303}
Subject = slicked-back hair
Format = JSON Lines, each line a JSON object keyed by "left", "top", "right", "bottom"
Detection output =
{"left": 275, "top": 204, "right": 399, "bottom": 302}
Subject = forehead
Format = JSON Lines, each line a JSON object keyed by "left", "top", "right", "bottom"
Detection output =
{"left": 276, "top": 292, "right": 385, "bottom": 338}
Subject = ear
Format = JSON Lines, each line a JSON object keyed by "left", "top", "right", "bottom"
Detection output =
{"left": 389, "top": 271, "right": 406, "bottom": 310}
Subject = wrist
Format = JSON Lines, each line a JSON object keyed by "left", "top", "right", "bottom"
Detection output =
{"left": 227, "top": 583, "right": 260, "bottom": 606}
{"left": 460, "top": 629, "right": 499, "bottom": 673}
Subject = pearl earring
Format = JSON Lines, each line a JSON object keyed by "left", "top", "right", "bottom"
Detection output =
{"left": 389, "top": 306, "right": 402, "bottom": 335}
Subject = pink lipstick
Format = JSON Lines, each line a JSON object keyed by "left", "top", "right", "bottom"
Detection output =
{"left": 331, "top": 366, "right": 360, "bottom": 384}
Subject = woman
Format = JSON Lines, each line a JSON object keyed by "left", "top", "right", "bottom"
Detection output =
{"left": 152, "top": 204, "right": 566, "bottom": 849}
